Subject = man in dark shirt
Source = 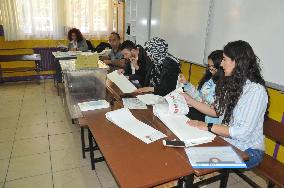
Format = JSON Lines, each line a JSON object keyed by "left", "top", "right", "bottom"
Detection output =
{"left": 103, "top": 32, "right": 125, "bottom": 68}
{"left": 118, "top": 40, "right": 152, "bottom": 87}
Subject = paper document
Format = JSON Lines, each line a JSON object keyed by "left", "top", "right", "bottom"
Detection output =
{"left": 78, "top": 100, "right": 110, "bottom": 111}
{"left": 107, "top": 70, "right": 137, "bottom": 93}
{"left": 136, "top": 94, "right": 165, "bottom": 105}
{"left": 153, "top": 103, "right": 215, "bottom": 146}
{"left": 105, "top": 108, "right": 166, "bottom": 144}
{"left": 165, "top": 89, "right": 189, "bottom": 115}
{"left": 122, "top": 98, "right": 147, "bottom": 109}
{"left": 185, "top": 146, "right": 247, "bottom": 168}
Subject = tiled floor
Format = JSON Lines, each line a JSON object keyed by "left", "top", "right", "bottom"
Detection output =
{"left": 0, "top": 79, "right": 269, "bottom": 188}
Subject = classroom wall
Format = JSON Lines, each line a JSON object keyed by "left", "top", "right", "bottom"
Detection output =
{"left": 0, "top": 37, "right": 107, "bottom": 78}
{"left": 180, "top": 61, "right": 284, "bottom": 163}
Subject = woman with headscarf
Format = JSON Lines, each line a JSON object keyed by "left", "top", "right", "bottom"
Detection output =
{"left": 135, "top": 37, "right": 181, "bottom": 96}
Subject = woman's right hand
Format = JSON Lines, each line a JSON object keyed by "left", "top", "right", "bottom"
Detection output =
{"left": 179, "top": 74, "right": 188, "bottom": 84}
{"left": 117, "top": 69, "right": 125, "bottom": 75}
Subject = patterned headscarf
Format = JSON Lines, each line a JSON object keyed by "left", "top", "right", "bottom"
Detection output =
{"left": 144, "top": 37, "right": 179, "bottom": 87}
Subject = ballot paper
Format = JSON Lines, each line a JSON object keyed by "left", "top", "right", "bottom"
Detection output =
{"left": 122, "top": 98, "right": 147, "bottom": 109}
{"left": 136, "top": 94, "right": 165, "bottom": 105}
{"left": 185, "top": 146, "right": 247, "bottom": 168}
{"left": 78, "top": 100, "right": 110, "bottom": 111}
{"left": 107, "top": 70, "right": 137, "bottom": 93}
{"left": 105, "top": 108, "right": 166, "bottom": 144}
{"left": 75, "top": 54, "right": 99, "bottom": 69}
{"left": 165, "top": 89, "right": 189, "bottom": 115}
{"left": 153, "top": 103, "right": 215, "bottom": 146}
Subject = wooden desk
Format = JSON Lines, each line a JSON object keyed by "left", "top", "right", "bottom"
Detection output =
{"left": 83, "top": 82, "right": 249, "bottom": 188}
{"left": 83, "top": 103, "right": 193, "bottom": 188}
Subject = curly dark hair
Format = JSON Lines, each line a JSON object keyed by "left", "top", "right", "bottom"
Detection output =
{"left": 67, "top": 28, "right": 83, "bottom": 42}
{"left": 198, "top": 50, "right": 224, "bottom": 90}
{"left": 214, "top": 40, "right": 267, "bottom": 124}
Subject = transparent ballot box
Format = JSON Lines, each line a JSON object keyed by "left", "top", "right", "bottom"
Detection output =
{"left": 63, "top": 69, "right": 107, "bottom": 119}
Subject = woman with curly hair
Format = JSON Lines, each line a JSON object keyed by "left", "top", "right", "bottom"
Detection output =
{"left": 181, "top": 40, "right": 269, "bottom": 168}
{"left": 67, "top": 28, "right": 88, "bottom": 51}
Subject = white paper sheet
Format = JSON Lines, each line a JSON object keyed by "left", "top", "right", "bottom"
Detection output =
{"left": 105, "top": 108, "right": 166, "bottom": 144}
{"left": 122, "top": 98, "right": 147, "bottom": 109}
{"left": 107, "top": 70, "right": 137, "bottom": 93}
{"left": 185, "top": 146, "right": 247, "bottom": 168}
{"left": 153, "top": 104, "right": 215, "bottom": 146}
{"left": 78, "top": 100, "right": 110, "bottom": 111}
{"left": 136, "top": 94, "right": 165, "bottom": 105}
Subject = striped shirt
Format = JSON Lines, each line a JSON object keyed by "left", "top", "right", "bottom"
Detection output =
{"left": 222, "top": 80, "right": 268, "bottom": 151}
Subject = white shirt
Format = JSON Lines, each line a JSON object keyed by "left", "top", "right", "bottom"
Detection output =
{"left": 222, "top": 80, "right": 268, "bottom": 151}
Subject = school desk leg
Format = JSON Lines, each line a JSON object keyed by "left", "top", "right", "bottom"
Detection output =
{"left": 219, "top": 169, "right": 229, "bottom": 188}
{"left": 88, "top": 128, "right": 95, "bottom": 170}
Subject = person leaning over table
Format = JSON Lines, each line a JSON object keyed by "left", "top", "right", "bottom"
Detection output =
{"left": 179, "top": 50, "right": 224, "bottom": 123}
{"left": 102, "top": 32, "right": 125, "bottom": 69}
{"left": 67, "top": 28, "right": 88, "bottom": 52}
{"left": 117, "top": 40, "right": 152, "bottom": 87}
{"left": 181, "top": 40, "right": 269, "bottom": 169}
{"left": 134, "top": 37, "right": 180, "bottom": 96}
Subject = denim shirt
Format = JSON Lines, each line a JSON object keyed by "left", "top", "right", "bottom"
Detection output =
{"left": 183, "top": 79, "right": 220, "bottom": 124}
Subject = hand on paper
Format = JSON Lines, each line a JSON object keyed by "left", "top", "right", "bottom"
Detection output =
{"left": 179, "top": 74, "right": 188, "bottom": 84}
{"left": 187, "top": 120, "right": 208, "bottom": 131}
{"left": 180, "top": 92, "right": 194, "bottom": 105}
{"left": 117, "top": 69, "right": 125, "bottom": 75}
{"left": 134, "top": 87, "right": 154, "bottom": 93}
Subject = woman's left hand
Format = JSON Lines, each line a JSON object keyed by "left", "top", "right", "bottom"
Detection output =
{"left": 186, "top": 120, "right": 208, "bottom": 131}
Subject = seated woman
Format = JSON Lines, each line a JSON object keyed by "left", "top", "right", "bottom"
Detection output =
{"left": 181, "top": 40, "right": 268, "bottom": 168}
{"left": 118, "top": 40, "right": 152, "bottom": 87}
{"left": 135, "top": 37, "right": 180, "bottom": 96}
{"left": 179, "top": 50, "right": 224, "bottom": 123}
{"left": 67, "top": 28, "right": 88, "bottom": 52}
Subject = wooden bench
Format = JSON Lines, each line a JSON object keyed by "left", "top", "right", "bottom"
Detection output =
{"left": 234, "top": 118, "right": 284, "bottom": 188}
{"left": 0, "top": 54, "right": 41, "bottom": 83}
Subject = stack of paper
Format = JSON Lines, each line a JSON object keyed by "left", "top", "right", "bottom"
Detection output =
{"left": 78, "top": 100, "right": 110, "bottom": 111}
{"left": 107, "top": 70, "right": 137, "bottom": 93}
{"left": 75, "top": 54, "right": 99, "bottom": 69}
{"left": 122, "top": 98, "right": 147, "bottom": 109}
{"left": 185, "top": 146, "right": 247, "bottom": 168}
{"left": 105, "top": 108, "right": 166, "bottom": 144}
{"left": 59, "top": 59, "right": 76, "bottom": 71}
{"left": 153, "top": 103, "right": 215, "bottom": 146}
{"left": 136, "top": 94, "right": 165, "bottom": 105}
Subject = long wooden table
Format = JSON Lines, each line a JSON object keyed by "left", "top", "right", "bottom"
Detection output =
{"left": 82, "top": 80, "right": 248, "bottom": 188}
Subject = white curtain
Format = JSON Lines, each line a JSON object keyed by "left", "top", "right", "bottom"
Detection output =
{"left": 65, "top": 0, "right": 115, "bottom": 38}
{"left": 0, "top": 0, "right": 116, "bottom": 41}
{"left": 0, "top": 0, "right": 63, "bottom": 40}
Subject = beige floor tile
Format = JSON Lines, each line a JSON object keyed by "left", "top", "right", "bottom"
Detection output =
{"left": 49, "top": 133, "right": 81, "bottom": 151}
{"left": 48, "top": 122, "right": 79, "bottom": 136}
{"left": 0, "top": 182, "right": 3, "bottom": 187}
{"left": 95, "top": 162, "right": 118, "bottom": 188}
{"left": 51, "top": 148, "right": 90, "bottom": 172}
{"left": 53, "top": 166, "right": 101, "bottom": 188}
{"left": 12, "top": 137, "right": 49, "bottom": 157}
{"left": 251, "top": 175, "right": 268, "bottom": 187}
{"left": 18, "top": 114, "right": 47, "bottom": 126}
{"left": 15, "top": 125, "right": 48, "bottom": 140}
{"left": 7, "top": 153, "right": 51, "bottom": 181}
{"left": 0, "top": 141, "right": 13, "bottom": 159}
{"left": 4, "top": 173, "right": 53, "bottom": 188}
{"left": 0, "top": 117, "right": 18, "bottom": 130}
{"left": 0, "top": 128, "right": 16, "bottom": 142}
{"left": 228, "top": 181, "right": 251, "bottom": 188}
{"left": 0, "top": 159, "right": 9, "bottom": 182}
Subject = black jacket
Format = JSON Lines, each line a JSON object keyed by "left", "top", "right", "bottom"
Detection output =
{"left": 124, "top": 45, "right": 152, "bottom": 86}
{"left": 144, "top": 57, "right": 180, "bottom": 96}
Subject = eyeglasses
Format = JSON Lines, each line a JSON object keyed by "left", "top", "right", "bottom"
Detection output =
{"left": 207, "top": 65, "right": 217, "bottom": 72}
